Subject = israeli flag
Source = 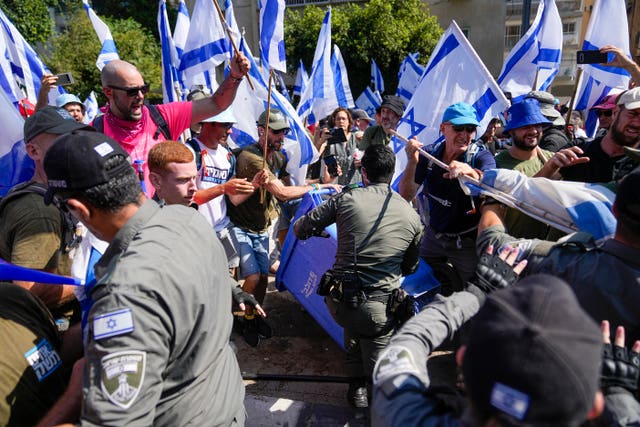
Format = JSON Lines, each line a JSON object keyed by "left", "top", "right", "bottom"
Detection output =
{"left": 0, "top": 7, "right": 62, "bottom": 105}
{"left": 479, "top": 169, "right": 616, "bottom": 239}
{"left": 179, "top": 0, "right": 230, "bottom": 83}
{"left": 259, "top": 0, "right": 286, "bottom": 73}
{"left": 371, "top": 59, "right": 385, "bottom": 94}
{"left": 82, "top": 0, "right": 120, "bottom": 71}
{"left": 574, "top": 0, "right": 630, "bottom": 136}
{"left": 331, "top": 44, "right": 354, "bottom": 108}
{"left": 158, "top": 0, "right": 180, "bottom": 103}
{"left": 297, "top": 8, "right": 336, "bottom": 123}
{"left": 498, "top": 0, "right": 562, "bottom": 100}
{"left": 391, "top": 21, "right": 510, "bottom": 189}
{"left": 224, "top": 0, "right": 242, "bottom": 51}
{"left": 83, "top": 91, "right": 99, "bottom": 123}
{"left": 276, "top": 71, "right": 291, "bottom": 101}
{"left": 355, "top": 87, "right": 382, "bottom": 119}
{"left": 231, "top": 38, "right": 318, "bottom": 185}
{"left": 293, "top": 59, "right": 309, "bottom": 97}
{"left": 396, "top": 53, "right": 425, "bottom": 105}
{"left": 0, "top": 86, "right": 29, "bottom": 196}
{"left": 173, "top": 0, "right": 190, "bottom": 60}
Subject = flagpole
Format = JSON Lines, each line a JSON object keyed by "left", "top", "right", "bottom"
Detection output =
{"left": 390, "top": 130, "right": 577, "bottom": 233}
{"left": 564, "top": 67, "right": 583, "bottom": 125}
{"left": 260, "top": 70, "right": 275, "bottom": 203}
{"left": 211, "top": 0, "right": 255, "bottom": 90}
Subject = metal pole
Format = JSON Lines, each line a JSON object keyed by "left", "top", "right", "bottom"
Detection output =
{"left": 521, "top": 0, "right": 532, "bottom": 35}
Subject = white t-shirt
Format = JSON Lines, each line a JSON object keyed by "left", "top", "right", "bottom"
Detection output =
{"left": 194, "top": 138, "right": 233, "bottom": 232}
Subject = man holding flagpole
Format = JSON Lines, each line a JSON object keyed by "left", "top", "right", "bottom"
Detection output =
{"left": 399, "top": 103, "right": 496, "bottom": 289}
{"left": 94, "top": 52, "right": 250, "bottom": 196}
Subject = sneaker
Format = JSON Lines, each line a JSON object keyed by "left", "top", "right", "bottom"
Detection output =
{"left": 347, "top": 382, "right": 369, "bottom": 408}
{"left": 242, "top": 317, "right": 260, "bottom": 347}
{"left": 256, "top": 316, "right": 273, "bottom": 339}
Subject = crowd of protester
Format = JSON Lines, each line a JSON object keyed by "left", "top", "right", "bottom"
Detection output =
{"left": 0, "top": 44, "right": 639, "bottom": 427}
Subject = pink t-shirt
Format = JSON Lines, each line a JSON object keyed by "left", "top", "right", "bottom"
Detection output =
{"left": 96, "top": 102, "right": 192, "bottom": 196}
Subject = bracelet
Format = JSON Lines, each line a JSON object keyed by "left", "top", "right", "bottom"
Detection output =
{"left": 229, "top": 74, "right": 243, "bottom": 83}
{"left": 310, "top": 183, "right": 319, "bottom": 191}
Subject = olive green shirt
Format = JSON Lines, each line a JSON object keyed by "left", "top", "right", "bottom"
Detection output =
{"left": 358, "top": 125, "right": 393, "bottom": 152}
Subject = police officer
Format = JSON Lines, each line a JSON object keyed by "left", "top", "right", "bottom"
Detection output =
{"left": 293, "top": 144, "right": 423, "bottom": 410}
{"left": 38, "top": 131, "right": 245, "bottom": 426}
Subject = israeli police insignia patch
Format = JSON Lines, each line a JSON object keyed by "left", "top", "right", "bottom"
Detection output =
{"left": 100, "top": 350, "right": 146, "bottom": 409}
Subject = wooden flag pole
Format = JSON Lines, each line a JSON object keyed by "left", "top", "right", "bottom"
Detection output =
{"left": 260, "top": 70, "right": 275, "bottom": 203}
{"left": 211, "top": 0, "right": 255, "bottom": 90}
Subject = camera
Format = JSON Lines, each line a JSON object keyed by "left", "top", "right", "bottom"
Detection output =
{"left": 324, "top": 154, "right": 339, "bottom": 178}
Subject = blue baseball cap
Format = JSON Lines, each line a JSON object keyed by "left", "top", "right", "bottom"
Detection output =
{"left": 56, "top": 93, "right": 85, "bottom": 112}
{"left": 441, "top": 102, "right": 480, "bottom": 126}
{"left": 503, "top": 99, "right": 551, "bottom": 133}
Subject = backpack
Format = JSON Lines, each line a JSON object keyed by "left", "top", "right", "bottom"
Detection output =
{"left": 93, "top": 102, "right": 172, "bottom": 140}
{"left": 0, "top": 181, "right": 81, "bottom": 253}
{"left": 185, "top": 137, "right": 236, "bottom": 177}
{"left": 431, "top": 139, "right": 486, "bottom": 169}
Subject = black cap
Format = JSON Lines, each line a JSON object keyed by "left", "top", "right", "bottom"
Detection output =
{"left": 380, "top": 95, "right": 404, "bottom": 117}
{"left": 463, "top": 275, "right": 601, "bottom": 425}
{"left": 43, "top": 130, "right": 132, "bottom": 204}
{"left": 24, "top": 106, "right": 92, "bottom": 143}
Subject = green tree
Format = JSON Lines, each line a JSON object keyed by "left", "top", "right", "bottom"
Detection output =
{"left": 285, "top": 0, "right": 442, "bottom": 97}
{"left": 0, "top": 0, "right": 61, "bottom": 44}
{"left": 43, "top": 9, "right": 162, "bottom": 104}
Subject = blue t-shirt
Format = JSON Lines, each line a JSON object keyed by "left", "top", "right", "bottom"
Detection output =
{"left": 414, "top": 143, "right": 495, "bottom": 234}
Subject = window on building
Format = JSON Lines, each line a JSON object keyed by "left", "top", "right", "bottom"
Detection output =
{"left": 505, "top": 24, "right": 521, "bottom": 50}
{"left": 563, "top": 22, "right": 576, "bottom": 35}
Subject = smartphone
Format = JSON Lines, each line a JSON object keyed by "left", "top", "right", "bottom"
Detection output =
{"left": 576, "top": 50, "right": 609, "bottom": 65}
{"left": 323, "top": 155, "right": 339, "bottom": 178}
{"left": 328, "top": 127, "right": 347, "bottom": 144}
{"left": 55, "top": 72, "right": 75, "bottom": 86}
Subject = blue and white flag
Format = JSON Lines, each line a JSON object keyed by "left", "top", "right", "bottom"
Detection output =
{"left": 0, "top": 86, "right": 29, "bottom": 196}
{"left": 391, "top": 21, "right": 510, "bottom": 189}
{"left": 173, "top": 0, "right": 190, "bottom": 60}
{"left": 498, "top": 0, "right": 562, "bottom": 100}
{"left": 83, "top": 91, "right": 99, "bottom": 123}
{"left": 355, "top": 87, "right": 382, "bottom": 119}
{"left": 231, "top": 39, "right": 318, "bottom": 185}
{"left": 478, "top": 169, "right": 616, "bottom": 240}
{"left": 158, "top": 0, "right": 180, "bottom": 103}
{"left": 179, "top": 0, "right": 230, "bottom": 83}
{"left": 297, "top": 8, "right": 336, "bottom": 123}
{"left": 276, "top": 71, "right": 290, "bottom": 101}
{"left": 0, "top": 7, "right": 61, "bottom": 105}
{"left": 331, "top": 44, "right": 354, "bottom": 108}
{"left": 293, "top": 59, "right": 309, "bottom": 97}
{"left": 371, "top": 59, "right": 384, "bottom": 94}
{"left": 396, "top": 53, "right": 425, "bottom": 105}
{"left": 82, "top": 0, "right": 120, "bottom": 71}
{"left": 259, "top": 0, "right": 286, "bottom": 73}
{"left": 573, "top": 0, "right": 630, "bottom": 136}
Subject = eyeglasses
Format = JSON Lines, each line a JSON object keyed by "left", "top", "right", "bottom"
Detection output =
{"left": 451, "top": 124, "right": 477, "bottom": 133}
{"left": 595, "top": 110, "right": 613, "bottom": 118}
{"left": 271, "top": 128, "right": 291, "bottom": 135}
{"left": 221, "top": 123, "right": 234, "bottom": 130}
{"left": 108, "top": 84, "right": 150, "bottom": 97}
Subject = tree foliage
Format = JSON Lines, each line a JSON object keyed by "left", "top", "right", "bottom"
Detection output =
{"left": 43, "top": 9, "right": 162, "bottom": 104}
{"left": 285, "top": 0, "right": 443, "bottom": 97}
{"left": 0, "top": 0, "right": 61, "bottom": 43}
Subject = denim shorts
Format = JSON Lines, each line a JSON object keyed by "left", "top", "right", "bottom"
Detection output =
{"left": 229, "top": 226, "right": 269, "bottom": 278}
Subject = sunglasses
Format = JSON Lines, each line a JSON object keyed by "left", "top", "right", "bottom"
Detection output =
{"left": 108, "top": 84, "right": 150, "bottom": 97}
{"left": 595, "top": 110, "right": 613, "bottom": 118}
{"left": 271, "top": 128, "right": 291, "bottom": 135}
{"left": 451, "top": 124, "right": 477, "bottom": 133}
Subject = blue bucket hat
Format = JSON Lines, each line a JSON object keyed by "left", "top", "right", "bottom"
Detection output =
{"left": 441, "top": 102, "right": 480, "bottom": 126}
{"left": 503, "top": 99, "right": 552, "bottom": 133}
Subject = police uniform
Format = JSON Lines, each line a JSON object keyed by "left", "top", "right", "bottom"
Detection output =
{"left": 294, "top": 183, "right": 422, "bottom": 380}
{"left": 477, "top": 225, "right": 640, "bottom": 343}
{"left": 82, "top": 200, "right": 245, "bottom": 426}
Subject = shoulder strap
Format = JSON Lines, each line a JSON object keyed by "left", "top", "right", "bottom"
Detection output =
{"left": 185, "top": 138, "right": 202, "bottom": 171}
{"left": 0, "top": 181, "right": 47, "bottom": 212}
{"left": 93, "top": 114, "right": 104, "bottom": 133}
{"left": 146, "top": 103, "right": 172, "bottom": 140}
{"left": 464, "top": 140, "right": 485, "bottom": 169}
{"left": 223, "top": 145, "right": 236, "bottom": 177}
